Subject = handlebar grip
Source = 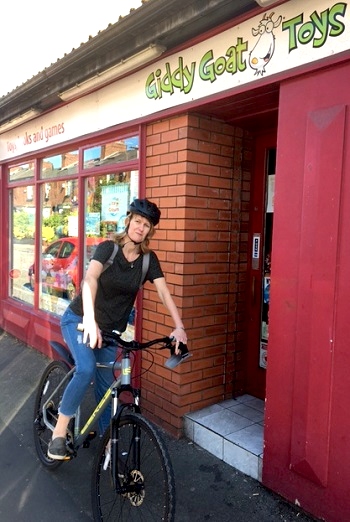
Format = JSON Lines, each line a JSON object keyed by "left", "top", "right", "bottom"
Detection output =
{"left": 170, "top": 341, "right": 188, "bottom": 356}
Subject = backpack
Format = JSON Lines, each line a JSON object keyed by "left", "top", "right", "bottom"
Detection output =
{"left": 101, "top": 243, "right": 150, "bottom": 288}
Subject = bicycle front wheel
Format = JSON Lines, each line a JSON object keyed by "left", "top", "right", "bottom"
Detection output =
{"left": 33, "top": 360, "right": 71, "bottom": 469}
{"left": 92, "top": 412, "right": 176, "bottom": 521}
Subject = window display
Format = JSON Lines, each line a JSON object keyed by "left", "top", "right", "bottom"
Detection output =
{"left": 84, "top": 170, "right": 139, "bottom": 340}
{"left": 9, "top": 185, "right": 36, "bottom": 306}
{"left": 8, "top": 133, "right": 139, "bottom": 321}
{"left": 38, "top": 179, "right": 79, "bottom": 313}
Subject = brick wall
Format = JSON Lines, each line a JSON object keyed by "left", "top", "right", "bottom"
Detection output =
{"left": 141, "top": 112, "right": 252, "bottom": 437}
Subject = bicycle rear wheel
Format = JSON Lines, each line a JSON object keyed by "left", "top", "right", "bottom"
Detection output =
{"left": 33, "top": 360, "right": 71, "bottom": 469}
{"left": 92, "top": 412, "right": 176, "bottom": 521}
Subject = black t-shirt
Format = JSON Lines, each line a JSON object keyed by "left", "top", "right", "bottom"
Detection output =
{"left": 69, "top": 240, "right": 164, "bottom": 332}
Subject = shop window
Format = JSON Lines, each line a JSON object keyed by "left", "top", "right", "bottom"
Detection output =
{"left": 9, "top": 186, "right": 36, "bottom": 305}
{"left": 41, "top": 151, "right": 78, "bottom": 179}
{"left": 85, "top": 169, "right": 139, "bottom": 339}
{"left": 7, "top": 132, "right": 139, "bottom": 325}
{"left": 37, "top": 179, "right": 79, "bottom": 315}
{"left": 9, "top": 162, "right": 35, "bottom": 182}
{"left": 83, "top": 136, "right": 139, "bottom": 169}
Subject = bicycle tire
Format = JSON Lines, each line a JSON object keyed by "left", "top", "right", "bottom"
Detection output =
{"left": 91, "top": 412, "right": 176, "bottom": 521}
{"left": 33, "top": 360, "right": 71, "bottom": 469}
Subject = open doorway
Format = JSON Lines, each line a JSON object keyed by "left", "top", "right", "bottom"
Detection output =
{"left": 245, "top": 132, "right": 277, "bottom": 400}
{"left": 194, "top": 85, "right": 279, "bottom": 401}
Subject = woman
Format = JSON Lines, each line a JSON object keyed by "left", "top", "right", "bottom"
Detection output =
{"left": 48, "top": 198, "right": 187, "bottom": 460}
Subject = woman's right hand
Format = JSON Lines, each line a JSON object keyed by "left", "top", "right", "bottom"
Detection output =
{"left": 81, "top": 259, "right": 104, "bottom": 349}
{"left": 82, "top": 318, "right": 102, "bottom": 349}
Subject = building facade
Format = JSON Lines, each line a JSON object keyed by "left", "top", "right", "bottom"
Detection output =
{"left": 1, "top": 1, "right": 350, "bottom": 520}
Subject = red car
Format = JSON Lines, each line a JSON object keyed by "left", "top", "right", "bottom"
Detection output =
{"left": 29, "top": 237, "right": 103, "bottom": 301}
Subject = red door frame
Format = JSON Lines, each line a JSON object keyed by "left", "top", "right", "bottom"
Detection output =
{"left": 263, "top": 61, "right": 350, "bottom": 521}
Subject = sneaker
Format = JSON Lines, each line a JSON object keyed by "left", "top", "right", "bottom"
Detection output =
{"left": 48, "top": 437, "right": 69, "bottom": 460}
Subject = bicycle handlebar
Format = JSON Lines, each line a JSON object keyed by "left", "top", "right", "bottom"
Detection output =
{"left": 101, "top": 329, "right": 173, "bottom": 350}
{"left": 77, "top": 324, "right": 191, "bottom": 368}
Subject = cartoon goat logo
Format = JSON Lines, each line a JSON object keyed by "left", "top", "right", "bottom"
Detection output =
{"left": 249, "top": 12, "right": 282, "bottom": 76}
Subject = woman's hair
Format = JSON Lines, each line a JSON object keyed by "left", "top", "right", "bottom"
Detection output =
{"left": 112, "top": 213, "right": 155, "bottom": 253}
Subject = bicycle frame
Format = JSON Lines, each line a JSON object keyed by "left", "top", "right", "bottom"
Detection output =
{"left": 43, "top": 344, "right": 140, "bottom": 452}
{"left": 41, "top": 332, "right": 190, "bottom": 464}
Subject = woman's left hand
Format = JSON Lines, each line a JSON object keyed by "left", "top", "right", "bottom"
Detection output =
{"left": 170, "top": 327, "right": 187, "bottom": 354}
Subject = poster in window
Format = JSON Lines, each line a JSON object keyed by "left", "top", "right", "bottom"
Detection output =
{"left": 101, "top": 184, "right": 129, "bottom": 224}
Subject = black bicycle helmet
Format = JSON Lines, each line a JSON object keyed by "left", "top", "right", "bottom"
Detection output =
{"left": 128, "top": 198, "right": 161, "bottom": 226}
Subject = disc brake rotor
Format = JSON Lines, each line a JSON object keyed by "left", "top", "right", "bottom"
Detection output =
{"left": 127, "top": 470, "right": 145, "bottom": 506}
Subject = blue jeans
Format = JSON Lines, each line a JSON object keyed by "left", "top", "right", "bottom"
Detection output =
{"left": 60, "top": 307, "right": 116, "bottom": 434}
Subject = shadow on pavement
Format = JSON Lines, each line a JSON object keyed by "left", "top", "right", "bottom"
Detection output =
{"left": 0, "top": 332, "right": 318, "bottom": 522}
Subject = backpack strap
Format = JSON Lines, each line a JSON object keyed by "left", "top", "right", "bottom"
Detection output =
{"left": 140, "top": 252, "right": 150, "bottom": 288}
{"left": 101, "top": 243, "right": 118, "bottom": 273}
{"left": 102, "top": 243, "right": 150, "bottom": 288}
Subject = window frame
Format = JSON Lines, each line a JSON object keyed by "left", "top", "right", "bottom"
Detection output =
{"left": 6, "top": 128, "right": 140, "bottom": 317}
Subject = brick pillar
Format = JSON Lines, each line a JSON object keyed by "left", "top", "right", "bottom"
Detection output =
{"left": 142, "top": 113, "right": 251, "bottom": 437}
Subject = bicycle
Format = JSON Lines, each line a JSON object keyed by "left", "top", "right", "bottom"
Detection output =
{"left": 33, "top": 326, "right": 191, "bottom": 521}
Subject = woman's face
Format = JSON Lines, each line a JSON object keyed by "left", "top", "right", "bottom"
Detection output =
{"left": 127, "top": 214, "right": 151, "bottom": 243}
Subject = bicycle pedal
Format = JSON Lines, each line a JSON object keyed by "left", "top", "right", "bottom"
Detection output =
{"left": 83, "top": 431, "right": 97, "bottom": 448}
{"left": 63, "top": 454, "right": 73, "bottom": 461}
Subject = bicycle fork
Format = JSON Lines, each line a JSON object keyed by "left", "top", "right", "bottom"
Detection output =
{"left": 109, "top": 411, "right": 143, "bottom": 498}
{"left": 106, "top": 353, "right": 142, "bottom": 493}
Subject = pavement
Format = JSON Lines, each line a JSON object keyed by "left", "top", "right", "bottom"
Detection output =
{"left": 0, "top": 328, "right": 319, "bottom": 522}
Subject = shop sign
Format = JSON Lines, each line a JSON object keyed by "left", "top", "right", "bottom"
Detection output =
{"left": 145, "top": 2, "right": 348, "bottom": 100}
